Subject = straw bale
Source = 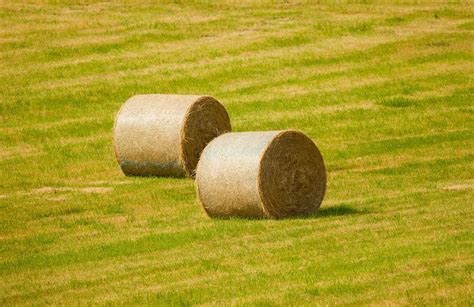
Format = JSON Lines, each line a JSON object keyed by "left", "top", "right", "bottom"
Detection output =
{"left": 196, "top": 130, "right": 326, "bottom": 218}
{"left": 114, "top": 94, "right": 231, "bottom": 177}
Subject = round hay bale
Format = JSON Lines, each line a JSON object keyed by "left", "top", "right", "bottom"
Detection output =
{"left": 114, "top": 94, "right": 231, "bottom": 177}
{"left": 196, "top": 130, "right": 326, "bottom": 219}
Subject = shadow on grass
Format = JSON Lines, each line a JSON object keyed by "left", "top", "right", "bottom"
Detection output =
{"left": 309, "top": 204, "right": 370, "bottom": 218}
{"left": 211, "top": 204, "right": 370, "bottom": 221}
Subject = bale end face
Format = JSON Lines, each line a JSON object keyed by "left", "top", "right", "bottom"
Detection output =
{"left": 180, "top": 96, "right": 231, "bottom": 178}
{"left": 258, "top": 130, "right": 326, "bottom": 218}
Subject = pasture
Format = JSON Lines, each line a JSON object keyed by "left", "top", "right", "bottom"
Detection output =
{"left": 1, "top": 1, "right": 473, "bottom": 305}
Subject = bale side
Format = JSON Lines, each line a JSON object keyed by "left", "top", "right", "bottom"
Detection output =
{"left": 196, "top": 131, "right": 280, "bottom": 218}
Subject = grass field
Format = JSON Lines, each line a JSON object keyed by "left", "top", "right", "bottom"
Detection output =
{"left": 1, "top": 1, "right": 473, "bottom": 305}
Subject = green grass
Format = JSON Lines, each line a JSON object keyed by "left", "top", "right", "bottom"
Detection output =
{"left": 1, "top": 1, "right": 473, "bottom": 305}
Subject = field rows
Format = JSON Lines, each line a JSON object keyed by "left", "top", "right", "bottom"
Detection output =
{"left": 1, "top": 1, "right": 473, "bottom": 305}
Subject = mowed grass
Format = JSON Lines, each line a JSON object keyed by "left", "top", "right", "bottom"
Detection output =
{"left": 1, "top": 1, "right": 473, "bottom": 305}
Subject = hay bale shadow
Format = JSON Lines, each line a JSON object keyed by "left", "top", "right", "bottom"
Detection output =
{"left": 309, "top": 204, "right": 370, "bottom": 219}
{"left": 210, "top": 204, "right": 369, "bottom": 221}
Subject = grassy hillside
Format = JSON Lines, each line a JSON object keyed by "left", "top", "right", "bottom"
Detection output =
{"left": 1, "top": 1, "right": 473, "bottom": 305}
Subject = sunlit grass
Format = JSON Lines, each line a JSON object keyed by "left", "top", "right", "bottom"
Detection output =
{"left": 0, "top": 1, "right": 473, "bottom": 305}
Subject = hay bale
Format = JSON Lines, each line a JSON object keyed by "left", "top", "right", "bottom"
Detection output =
{"left": 196, "top": 130, "right": 326, "bottom": 218}
{"left": 114, "top": 94, "right": 231, "bottom": 177}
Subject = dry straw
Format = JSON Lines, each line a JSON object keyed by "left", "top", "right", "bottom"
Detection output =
{"left": 196, "top": 130, "right": 326, "bottom": 219}
{"left": 114, "top": 94, "right": 231, "bottom": 177}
